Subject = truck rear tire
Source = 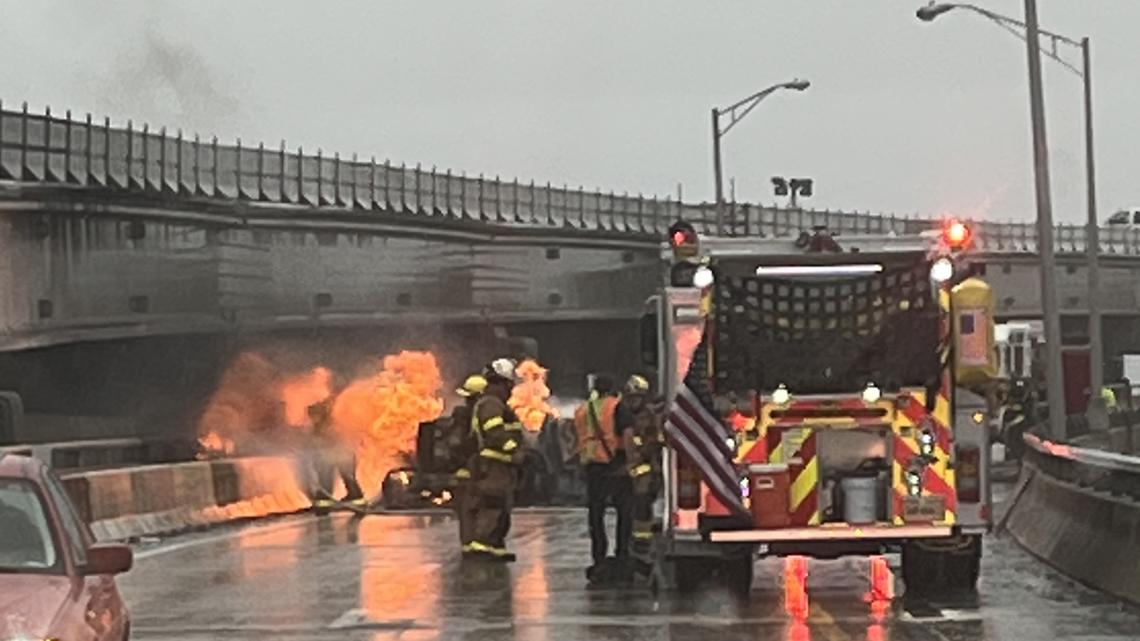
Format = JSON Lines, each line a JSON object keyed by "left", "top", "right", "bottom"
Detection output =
{"left": 901, "top": 542, "right": 938, "bottom": 591}
{"left": 674, "top": 558, "right": 713, "bottom": 593}
{"left": 943, "top": 535, "right": 981, "bottom": 591}
{"left": 902, "top": 535, "right": 981, "bottom": 594}
{"left": 720, "top": 558, "right": 754, "bottom": 598}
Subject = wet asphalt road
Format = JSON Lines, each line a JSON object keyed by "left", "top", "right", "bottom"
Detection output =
{"left": 119, "top": 494, "right": 1140, "bottom": 641}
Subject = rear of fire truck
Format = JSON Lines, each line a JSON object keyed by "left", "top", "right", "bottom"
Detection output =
{"left": 649, "top": 221, "right": 995, "bottom": 595}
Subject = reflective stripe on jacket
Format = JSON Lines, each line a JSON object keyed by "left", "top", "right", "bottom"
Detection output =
{"left": 573, "top": 394, "right": 620, "bottom": 464}
{"left": 472, "top": 396, "right": 523, "bottom": 465}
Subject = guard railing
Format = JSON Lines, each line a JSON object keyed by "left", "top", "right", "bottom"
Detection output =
{"left": 5, "top": 101, "right": 1140, "bottom": 250}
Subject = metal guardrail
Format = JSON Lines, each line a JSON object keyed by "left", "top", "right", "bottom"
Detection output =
{"left": 1023, "top": 432, "right": 1140, "bottom": 501}
{"left": 0, "top": 436, "right": 196, "bottom": 472}
{"left": 6, "top": 100, "right": 1140, "bottom": 251}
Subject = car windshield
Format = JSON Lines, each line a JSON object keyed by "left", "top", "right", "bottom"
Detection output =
{"left": 0, "top": 479, "right": 60, "bottom": 573}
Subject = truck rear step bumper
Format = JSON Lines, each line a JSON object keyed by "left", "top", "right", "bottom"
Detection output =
{"left": 708, "top": 523, "right": 953, "bottom": 543}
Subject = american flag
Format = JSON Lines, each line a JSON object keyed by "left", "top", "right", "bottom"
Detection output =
{"left": 663, "top": 326, "right": 748, "bottom": 516}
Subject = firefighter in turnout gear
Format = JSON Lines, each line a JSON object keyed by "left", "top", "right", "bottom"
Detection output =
{"left": 619, "top": 375, "right": 663, "bottom": 555}
{"left": 453, "top": 374, "right": 487, "bottom": 552}
{"left": 308, "top": 397, "right": 366, "bottom": 510}
{"left": 467, "top": 359, "right": 523, "bottom": 562}
{"left": 1002, "top": 379, "right": 1037, "bottom": 460}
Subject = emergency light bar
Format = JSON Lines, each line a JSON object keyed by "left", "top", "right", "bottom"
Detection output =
{"left": 754, "top": 264, "right": 884, "bottom": 277}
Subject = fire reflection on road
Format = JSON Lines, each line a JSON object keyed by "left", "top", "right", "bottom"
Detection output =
{"left": 358, "top": 516, "right": 443, "bottom": 633}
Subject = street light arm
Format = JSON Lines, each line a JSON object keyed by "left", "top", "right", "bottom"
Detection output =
{"left": 923, "top": 2, "right": 1083, "bottom": 76}
{"left": 716, "top": 80, "right": 808, "bottom": 137}
{"left": 716, "top": 85, "right": 783, "bottom": 136}
{"left": 933, "top": 2, "right": 1081, "bottom": 46}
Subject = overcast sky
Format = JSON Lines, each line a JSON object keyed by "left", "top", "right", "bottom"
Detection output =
{"left": 2, "top": 1, "right": 1138, "bottom": 223}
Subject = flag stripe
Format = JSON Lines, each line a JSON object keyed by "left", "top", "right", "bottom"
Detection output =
{"left": 665, "top": 392, "right": 746, "bottom": 513}
{"left": 665, "top": 410, "right": 739, "bottom": 497}
{"left": 676, "top": 391, "right": 732, "bottom": 447}
{"left": 664, "top": 420, "right": 740, "bottom": 508}
{"left": 667, "top": 402, "right": 739, "bottom": 492}
{"left": 663, "top": 322, "right": 747, "bottom": 516}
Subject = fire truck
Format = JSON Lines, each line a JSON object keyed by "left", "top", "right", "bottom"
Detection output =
{"left": 644, "top": 221, "right": 995, "bottom": 595}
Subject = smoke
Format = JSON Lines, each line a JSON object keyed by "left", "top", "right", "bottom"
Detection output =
{"left": 198, "top": 347, "right": 565, "bottom": 498}
{"left": 67, "top": 2, "right": 244, "bottom": 131}
{"left": 111, "top": 31, "right": 240, "bottom": 126}
{"left": 197, "top": 349, "right": 446, "bottom": 497}
{"left": 195, "top": 352, "right": 281, "bottom": 453}
{"left": 280, "top": 367, "right": 333, "bottom": 427}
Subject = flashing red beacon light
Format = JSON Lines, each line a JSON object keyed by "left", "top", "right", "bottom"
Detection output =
{"left": 667, "top": 220, "right": 699, "bottom": 259}
{"left": 943, "top": 219, "right": 971, "bottom": 249}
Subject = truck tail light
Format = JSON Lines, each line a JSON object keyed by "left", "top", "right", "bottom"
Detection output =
{"left": 957, "top": 445, "right": 981, "bottom": 503}
{"left": 678, "top": 463, "right": 701, "bottom": 510}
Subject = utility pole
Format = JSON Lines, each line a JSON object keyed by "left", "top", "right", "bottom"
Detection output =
{"left": 709, "top": 79, "right": 809, "bottom": 237}
{"left": 1082, "top": 36, "right": 1103, "bottom": 395}
{"left": 712, "top": 108, "right": 725, "bottom": 236}
{"left": 1023, "top": 0, "right": 1067, "bottom": 440}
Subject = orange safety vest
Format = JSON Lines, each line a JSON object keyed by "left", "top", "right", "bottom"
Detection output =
{"left": 574, "top": 395, "right": 621, "bottom": 464}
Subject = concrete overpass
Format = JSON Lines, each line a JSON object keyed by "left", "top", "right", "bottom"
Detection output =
{"left": 3, "top": 101, "right": 1140, "bottom": 441}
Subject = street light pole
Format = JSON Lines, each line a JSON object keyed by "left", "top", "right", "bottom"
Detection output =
{"left": 712, "top": 108, "right": 726, "bottom": 236}
{"left": 917, "top": 1, "right": 1099, "bottom": 439}
{"left": 1082, "top": 37, "right": 1104, "bottom": 396}
{"left": 1022, "top": 0, "right": 1067, "bottom": 440}
{"left": 710, "top": 79, "right": 810, "bottom": 236}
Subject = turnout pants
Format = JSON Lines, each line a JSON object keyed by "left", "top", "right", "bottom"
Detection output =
{"left": 630, "top": 470, "right": 660, "bottom": 546}
{"left": 314, "top": 444, "right": 364, "bottom": 501}
{"left": 456, "top": 477, "right": 478, "bottom": 548}
{"left": 470, "top": 460, "right": 517, "bottom": 554}
{"left": 585, "top": 456, "right": 633, "bottom": 566}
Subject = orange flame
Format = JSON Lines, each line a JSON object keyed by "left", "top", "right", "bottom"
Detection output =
{"left": 198, "top": 431, "right": 235, "bottom": 456}
{"left": 281, "top": 366, "right": 333, "bottom": 427}
{"left": 196, "top": 352, "right": 280, "bottom": 455}
{"left": 331, "top": 351, "right": 444, "bottom": 496}
{"left": 509, "top": 359, "right": 558, "bottom": 431}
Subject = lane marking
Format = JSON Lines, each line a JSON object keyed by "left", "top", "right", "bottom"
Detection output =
{"left": 811, "top": 604, "right": 854, "bottom": 641}
{"left": 899, "top": 607, "right": 983, "bottom": 623}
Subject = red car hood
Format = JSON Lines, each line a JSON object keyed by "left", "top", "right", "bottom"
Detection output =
{"left": 0, "top": 574, "right": 71, "bottom": 637}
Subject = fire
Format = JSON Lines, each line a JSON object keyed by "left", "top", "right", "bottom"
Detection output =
{"left": 331, "top": 351, "right": 444, "bottom": 496}
{"left": 196, "top": 352, "right": 280, "bottom": 455}
{"left": 509, "top": 359, "right": 558, "bottom": 431}
{"left": 196, "top": 349, "right": 449, "bottom": 498}
{"left": 198, "top": 431, "right": 235, "bottom": 456}
{"left": 281, "top": 367, "right": 333, "bottom": 427}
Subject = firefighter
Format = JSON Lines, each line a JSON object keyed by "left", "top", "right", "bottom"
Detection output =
{"left": 575, "top": 375, "right": 632, "bottom": 583}
{"left": 308, "top": 397, "right": 366, "bottom": 510}
{"left": 620, "top": 375, "right": 663, "bottom": 555}
{"left": 1101, "top": 385, "right": 1118, "bottom": 412}
{"left": 453, "top": 374, "right": 487, "bottom": 553}
{"left": 468, "top": 358, "right": 523, "bottom": 562}
{"left": 1002, "top": 379, "right": 1036, "bottom": 460}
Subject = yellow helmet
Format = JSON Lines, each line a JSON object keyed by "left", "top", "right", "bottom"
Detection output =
{"left": 625, "top": 374, "right": 650, "bottom": 394}
{"left": 457, "top": 375, "right": 488, "bottom": 397}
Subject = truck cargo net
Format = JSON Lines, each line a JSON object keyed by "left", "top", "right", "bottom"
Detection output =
{"left": 713, "top": 259, "right": 940, "bottom": 395}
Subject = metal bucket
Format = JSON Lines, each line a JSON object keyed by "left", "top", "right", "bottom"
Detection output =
{"left": 840, "top": 476, "right": 879, "bottom": 525}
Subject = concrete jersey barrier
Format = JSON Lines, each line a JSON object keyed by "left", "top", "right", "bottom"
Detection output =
{"left": 1003, "top": 435, "right": 1140, "bottom": 605}
{"left": 62, "top": 456, "right": 311, "bottom": 542}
